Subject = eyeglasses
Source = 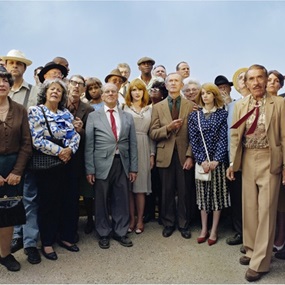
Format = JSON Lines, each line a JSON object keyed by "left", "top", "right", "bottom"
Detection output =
{"left": 70, "top": 80, "right": 85, "bottom": 87}
{"left": 150, "top": 88, "right": 160, "bottom": 93}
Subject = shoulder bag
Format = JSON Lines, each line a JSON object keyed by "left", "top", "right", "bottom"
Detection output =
{"left": 195, "top": 111, "right": 212, "bottom": 181}
{"left": 28, "top": 106, "right": 65, "bottom": 171}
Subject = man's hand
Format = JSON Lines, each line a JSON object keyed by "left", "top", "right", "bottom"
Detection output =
{"left": 5, "top": 173, "right": 21, "bottom": 186}
{"left": 150, "top": 156, "right": 155, "bottom": 170}
{"left": 73, "top": 117, "right": 83, "bottom": 133}
{"left": 129, "top": 172, "right": 137, "bottom": 183}
{"left": 226, "top": 166, "right": 235, "bottom": 181}
{"left": 166, "top": 119, "right": 183, "bottom": 132}
{"left": 86, "top": 174, "right": 95, "bottom": 185}
{"left": 183, "top": 157, "right": 194, "bottom": 170}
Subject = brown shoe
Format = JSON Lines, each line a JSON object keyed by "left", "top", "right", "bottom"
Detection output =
{"left": 245, "top": 268, "right": 262, "bottom": 282}
{"left": 239, "top": 255, "right": 251, "bottom": 265}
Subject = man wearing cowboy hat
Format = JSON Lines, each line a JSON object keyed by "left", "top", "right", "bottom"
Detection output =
{"left": 1, "top": 49, "right": 38, "bottom": 108}
{"left": 1, "top": 49, "right": 41, "bottom": 265}
{"left": 105, "top": 68, "right": 127, "bottom": 107}
{"left": 137, "top": 56, "right": 158, "bottom": 92}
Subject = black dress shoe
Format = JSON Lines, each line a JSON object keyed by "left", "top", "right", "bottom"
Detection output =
{"left": 162, "top": 226, "right": 175, "bottom": 238}
{"left": 0, "top": 254, "right": 21, "bottom": 271}
{"left": 10, "top": 238, "right": 23, "bottom": 253}
{"left": 275, "top": 249, "right": 285, "bottom": 260}
{"left": 180, "top": 228, "right": 191, "bottom": 239}
{"left": 99, "top": 236, "right": 110, "bottom": 249}
{"left": 57, "top": 240, "right": 80, "bottom": 252}
{"left": 41, "top": 247, "right": 58, "bottom": 261}
{"left": 113, "top": 235, "right": 133, "bottom": 247}
{"left": 226, "top": 233, "right": 243, "bottom": 245}
{"left": 24, "top": 247, "right": 41, "bottom": 264}
{"left": 84, "top": 219, "right": 94, "bottom": 234}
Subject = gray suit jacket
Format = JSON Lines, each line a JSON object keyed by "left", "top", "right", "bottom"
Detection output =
{"left": 85, "top": 106, "right": 138, "bottom": 179}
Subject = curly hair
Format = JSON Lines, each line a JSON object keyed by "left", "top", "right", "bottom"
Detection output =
{"left": 37, "top": 78, "right": 67, "bottom": 110}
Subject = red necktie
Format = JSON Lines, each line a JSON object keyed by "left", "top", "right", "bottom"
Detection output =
{"left": 108, "top": 109, "right": 118, "bottom": 140}
{"left": 231, "top": 104, "right": 259, "bottom": 135}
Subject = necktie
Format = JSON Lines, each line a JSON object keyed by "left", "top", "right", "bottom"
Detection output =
{"left": 231, "top": 104, "right": 259, "bottom": 135}
{"left": 108, "top": 109, "right": 118, "bottom": 140}
{"left": 172, "top": 99, "right": 179, "bottom": 120}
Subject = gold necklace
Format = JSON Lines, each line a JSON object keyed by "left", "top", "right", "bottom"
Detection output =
{"left": 0, "top": 107, "right": 9, "bottom": 114}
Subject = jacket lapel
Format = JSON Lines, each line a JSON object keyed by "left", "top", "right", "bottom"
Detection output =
{"left": 265, "top": 94, "right": 274, "bottom": 132}
{"left": 160, "top": 99, "right": 172, "bottom": 123}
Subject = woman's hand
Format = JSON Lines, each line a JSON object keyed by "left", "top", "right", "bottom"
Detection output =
{"left": 201, "top": 161, "right": 210, "bottom": 173}
{"left": 5, "top": 173, "right": 21, "bottom": 186}
{"left": 209, "top": 160, "right": 219, "bottom": 171}
{"left": 150, "top": 155, "right": 155, "bottom": 170}
{"left": 58, "top": 147, "right": 72, "bottom": 163}
{"left": 0, "top": 175, "right": 6, "bottom": 187}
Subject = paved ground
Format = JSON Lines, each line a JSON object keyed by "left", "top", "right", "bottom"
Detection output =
{"left": 1, "top": 215, "right": 285, "bottom": 284}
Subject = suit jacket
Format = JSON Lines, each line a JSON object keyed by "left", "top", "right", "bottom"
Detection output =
{"left": 230, "top": 93, "right": 285, "bottom": 174}
{"left": 149, "top": 97, "right": 194, "bottom": 168}
{"left": 85, "top": 106, "right": 138, "bottom": 180}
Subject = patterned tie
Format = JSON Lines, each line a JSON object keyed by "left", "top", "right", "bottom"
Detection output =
{"left": 231, "top": 104, "right": 260, "bottom": 135}
{"left": 108, "top": 109, "right": 118, "bottom": 140}
{"left": 172, "top": 99, "right": 179, "bottom": 120}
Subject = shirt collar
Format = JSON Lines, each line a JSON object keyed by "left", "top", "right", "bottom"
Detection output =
{"left": 104, "top": 104, "right": 119, "bottom": 113}
{"left": 202, "top": 106, "right": 217, "bottom": 114}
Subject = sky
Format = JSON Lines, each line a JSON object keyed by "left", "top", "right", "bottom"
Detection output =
{"left": 0, "top": 0, "right": 284, "bottom": 99}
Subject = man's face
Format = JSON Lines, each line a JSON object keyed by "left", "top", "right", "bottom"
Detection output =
{"left": 53, "top": 58, "right": 70, "bottom": 76}
{"left": 44, "top": 68, "right": 63, "bottom": 81}
{"left": 218, "top": 84, "right": 231, "bottom": 95}
{"left": 138, "top": 61, "right": 154, "bottom": 75}
{"left": 245, "top": 68, "right": 267, "bottom": 99}
{"left": 5, "top": 60, "right": 26, "bottom": 79}
{"left": 177, "top": 63, "right": 190, "bottom": 79}
{"left": 154, "top": 66, "right": 167, "bottom": 79}
{"left": 118, "top": 67, "right": 130, "bottom": 80}
{"left": 166, "top": 73, "right": 184, "bottom": 95}
{"left": 102, "top": 83, "right": 118, "bottom": 108}
{"left": 68, "top": 76, "right": 85, "bottom": 103}
{"left": 107, "top": 76, "right": 123, "bottom": 90}
{"left": 237, "top": 72, "right": 246, "bottom": 91}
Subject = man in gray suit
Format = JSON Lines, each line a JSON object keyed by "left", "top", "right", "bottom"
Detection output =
{"left": 85, "top": 83, "right": 138, "bottom": 249}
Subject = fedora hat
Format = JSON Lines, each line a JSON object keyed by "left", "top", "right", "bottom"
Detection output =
{"left": 38, "top": 61, "right": 68, "bottom": 83}
{"left": 104, "top": 69, "right": 127, "bottom": 83}
{"left": 137, "top": 56, "right": 155, "bottom": 66}
{"left": 1, "top": 49, "right": 32, "bottom": 66}
{"left": 232, "top": 67, "right": 248, "bottom": 92}
{"left": 214, "top": 75, "right": 233, "bottom": 87}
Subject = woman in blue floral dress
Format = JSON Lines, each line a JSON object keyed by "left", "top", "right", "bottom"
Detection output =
{"left": 188, "top": 83, "right": 230, "bottom": 246}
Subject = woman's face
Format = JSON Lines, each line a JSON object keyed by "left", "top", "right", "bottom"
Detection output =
{"left": 201, "top": 88, "right": 214, "bottom": 105}
{"left": 267, "top": 73, "right": 281, "bottom": 95}
{"left": 149, "top": 87, "right": 164, "bottom": 104}
{"left": 46, "top": 83, "right": 63, "bottom": 105}
{"left": 131, "top": 86, "right": 144, "bottom": 103}
{"left": 88, "top": 84, "right": 101, "bottom": 100}
{"left": 237, "top": 72, "right": 246, "bottom": 90}
{"left": 0, "top": 77, "right": 11, "bottom": 98}
{"left": 183, "top": 83, "right": 199, "bottom": 101}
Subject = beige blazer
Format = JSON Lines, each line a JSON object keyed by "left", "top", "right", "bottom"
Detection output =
{"left": 230, "top": 94, "right": 285, "bottom": 174}
{"left": 150, "top": 97, "right": 194, "bottom": 168}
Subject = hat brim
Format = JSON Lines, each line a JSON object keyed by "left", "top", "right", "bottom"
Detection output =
{"left": 38, "top": 63, "right": 68, "bottom": 83}
{"left": 2, "top": 56, "right": 32, "bottom": 66}
{"left": 104, "top": 74, "right": 127, "bottom": 83}
{"left": 137, "top": 60, "right": 155, "bottom": 66}
{"left": 232, "top": 67, "right": 248, "bottom": 93}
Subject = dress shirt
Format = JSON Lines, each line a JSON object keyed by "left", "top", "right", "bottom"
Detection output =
{"left": 104, "top": 105, "right": 121, "bottom": 139}
{"left": 167, "top": 95, "right": 181, "bottom": 113}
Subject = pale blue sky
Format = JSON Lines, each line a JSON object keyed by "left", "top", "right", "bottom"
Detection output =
{"left": 1, "top": 0, "right": 284, "bottom": 99}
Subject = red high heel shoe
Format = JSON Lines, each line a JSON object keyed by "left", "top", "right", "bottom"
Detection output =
{"left": 197, "top": 232, "right": 210, "bottom": 244}
{"left": 208, "top": 236, "right": 218, "bottom": 246}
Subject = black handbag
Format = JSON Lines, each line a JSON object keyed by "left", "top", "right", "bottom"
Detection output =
{"left": 0, "top": 196, "right": 26, "bottom": 228}
{"left": 28, "top": 106, "right": 65, "bottom": 171}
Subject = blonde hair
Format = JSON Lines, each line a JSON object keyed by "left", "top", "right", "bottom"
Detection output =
{"left": 196, "top": 83, "right": 224, "bottom": 108}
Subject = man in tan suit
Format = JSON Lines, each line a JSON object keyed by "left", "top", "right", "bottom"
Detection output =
{"left": 150, "top": 72, "right": 194, "bottom": 239}
{"left": 227, "top": 64, "right": 285, "bottom": 282}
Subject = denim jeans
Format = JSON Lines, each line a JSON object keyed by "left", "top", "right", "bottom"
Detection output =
{"left": 13, "top": 170, "right": 39, "bottom": 248}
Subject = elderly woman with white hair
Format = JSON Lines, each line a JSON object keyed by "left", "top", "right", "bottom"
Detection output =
{"left": 182, "top": 78, "right": 201, "bottom": 102}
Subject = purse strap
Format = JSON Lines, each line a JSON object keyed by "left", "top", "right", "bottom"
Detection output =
{"left": 197, "top": 110, "right": 211, "bottom": 162}
{"left": 39, "top": 106, "right": 55, "bottom": 139}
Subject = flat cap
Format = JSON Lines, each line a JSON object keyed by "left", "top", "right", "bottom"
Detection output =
{"left": 137, "top": 56, "right": 155, "bottom": 66}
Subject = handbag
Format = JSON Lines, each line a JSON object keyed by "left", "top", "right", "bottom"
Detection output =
{"left": 28, "top": 106, "right": 65, "bottom": 171}
{"left": 0, "top": 196, "right": 26, "bottom": 228}
{"left": 195, "top": 111, "right": 212, "bottom": 181}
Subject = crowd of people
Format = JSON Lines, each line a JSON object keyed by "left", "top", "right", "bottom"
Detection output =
{"left": 0, "top": 49, "right": 285, "bottom": 282}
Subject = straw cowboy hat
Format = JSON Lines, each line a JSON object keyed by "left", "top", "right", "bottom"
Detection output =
{"left": 104, "top": 69, "right": 127, "bottom": 83}
{"left": 232, "top": 67, "right": 248, "bottom": 92}
{"left": 1, "top": 49, "right": 32, "bottom": 66}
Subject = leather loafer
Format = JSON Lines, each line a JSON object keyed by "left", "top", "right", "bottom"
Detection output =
{"left": 240, "top": 255, "right": 251, "bottom": 265}
{"left": 113, "top": 235, "right": 133, "bottom": 247}
{"left": 245, "top": 268, "right": 264, "bottom": 282}
{"left": 57, "top": 240, "right": 79, "bottom": 252}
{"left": 24, "top": 247, "right": 41, "bottom": 264}
{"left": 226, "top": 233, "right": 243, "bottom": 245}
{"left": 0, "top": 254, "right": 21, "bottom": 271}
{"left": 10, "top": 238, "right": 23, "bottom": 254}
{"left": 41, "top": 247, "right": 58, "bottom": 261}
{"left": 99, "top": 237, "right": 110, "bottom": 249}
{"left": 162, "top": 226, "right": 175, "bottom": 238}
{"left": 180, "top": 229, "right": 191, "bottom": 239}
